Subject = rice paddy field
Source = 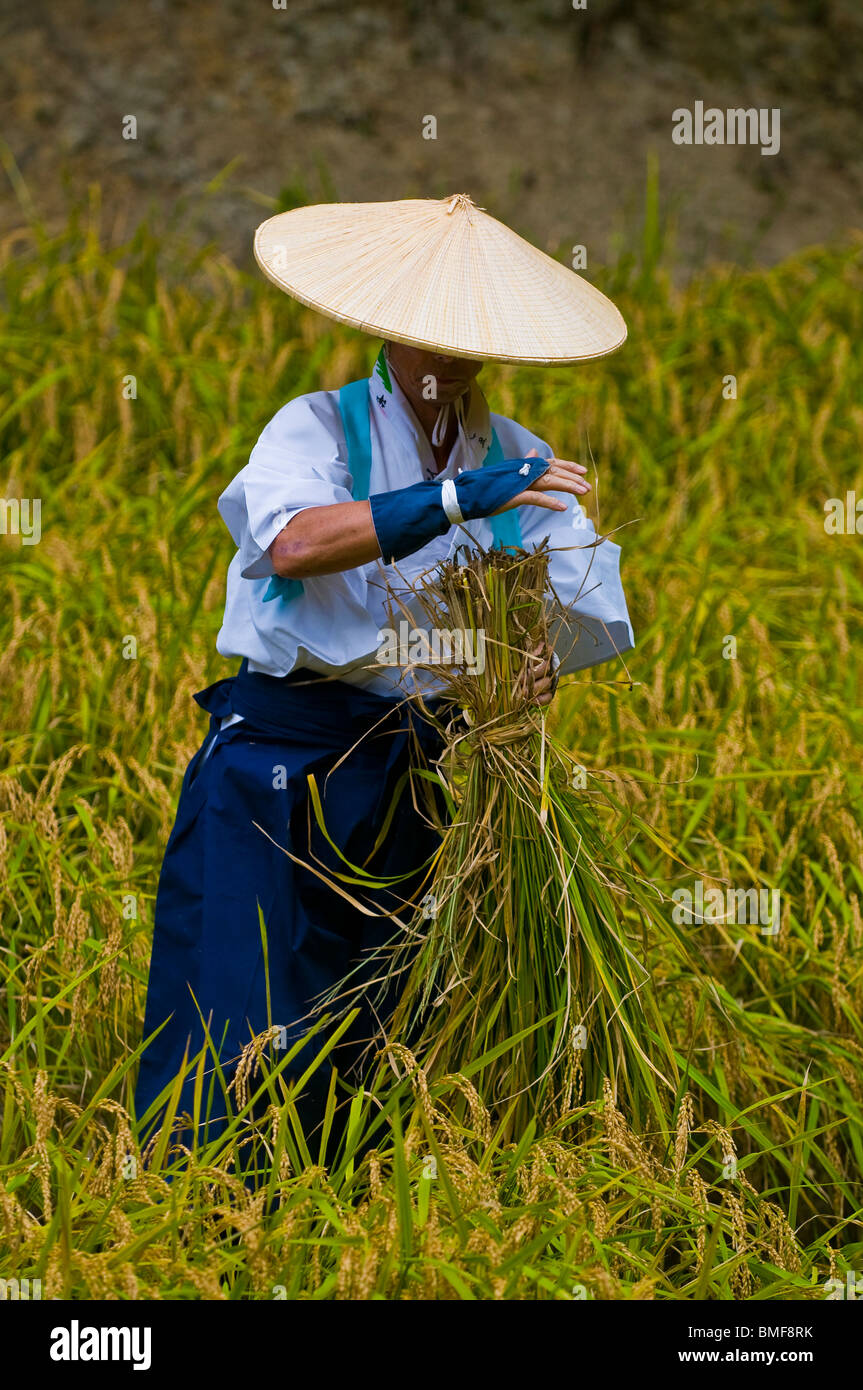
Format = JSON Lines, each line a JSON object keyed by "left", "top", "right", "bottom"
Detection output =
{"left": 1, "top": 189, "right": 862, "bottom": 1301}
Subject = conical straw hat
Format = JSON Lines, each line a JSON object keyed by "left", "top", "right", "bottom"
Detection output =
{"left": 253, "top": 194, "right": 626, "bottom": 365}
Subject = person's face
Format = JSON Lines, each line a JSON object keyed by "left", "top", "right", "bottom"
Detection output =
{"left": 385, "top": 342, "right": 484, "bottom": 405}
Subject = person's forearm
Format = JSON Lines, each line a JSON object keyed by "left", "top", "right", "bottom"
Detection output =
{"left": 269, "top": 501, "right": 381, "bottom": 579}
{"left": 267, "top": 453, "right": 584, "bottom": 580}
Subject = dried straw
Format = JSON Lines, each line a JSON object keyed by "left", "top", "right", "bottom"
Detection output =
{"left": 328, "top": 542, "right": 707, "bottom": 1141}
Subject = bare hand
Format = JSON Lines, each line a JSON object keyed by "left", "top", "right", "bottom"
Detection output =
{"left": 493, "top": 448, "right": 591, "bottom": 516}
{"left": 514, "top": 639, "right": 558, "bottom": 706}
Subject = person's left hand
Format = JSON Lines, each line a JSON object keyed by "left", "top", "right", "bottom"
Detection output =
{"left": 515, "top": 639, "right": 559, "bottom": 706}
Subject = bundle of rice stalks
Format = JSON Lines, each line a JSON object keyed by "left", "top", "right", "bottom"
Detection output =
{"left": 341, "top": 542, "right": 713, "bottom": 1143}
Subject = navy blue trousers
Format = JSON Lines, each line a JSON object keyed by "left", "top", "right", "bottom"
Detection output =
{"left": 135, "top": 665, "right": 445, "bottom": 1145}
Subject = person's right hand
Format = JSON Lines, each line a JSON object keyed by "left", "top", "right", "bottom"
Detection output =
{"left": 492, "top": 448, "right": 591, "bottom": 515}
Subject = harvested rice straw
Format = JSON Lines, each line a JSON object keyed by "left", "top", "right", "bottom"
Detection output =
{"left": 321, "top": 542, "right": 710, "bottom": 1141}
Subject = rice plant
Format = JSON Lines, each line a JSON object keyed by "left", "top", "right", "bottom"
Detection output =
{"left": 330, "top": 542, "right": 713, "bottom": 1143}
{"left": 1, "top": 191, "right": 861, "bottom": 1297}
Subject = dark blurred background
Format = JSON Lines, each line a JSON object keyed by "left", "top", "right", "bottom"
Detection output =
{"left": 1, "top": 0, "right": 861, "bottom": 272}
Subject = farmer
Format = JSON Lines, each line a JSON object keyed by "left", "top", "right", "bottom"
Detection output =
{"left": 135, "top": 194, "right": 632, "bottom": 1142}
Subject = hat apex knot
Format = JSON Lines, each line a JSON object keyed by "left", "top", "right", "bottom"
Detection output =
{"left": 446, "top": 193, "right": 477, "bottom": 218}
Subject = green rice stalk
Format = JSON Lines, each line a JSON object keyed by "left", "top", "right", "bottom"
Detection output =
{"left": 349, "top": 542, "right": 712, "bottom": 1143}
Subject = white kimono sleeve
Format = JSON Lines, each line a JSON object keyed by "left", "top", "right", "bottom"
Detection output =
{"left": 493, "top": 417, "right": 635, "bottom": 676}
{"left": 215, "top": 393, "right": 385, "bottom": 677}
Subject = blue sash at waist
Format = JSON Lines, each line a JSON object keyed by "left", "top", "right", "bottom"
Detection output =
{"left": 194, "top": 658, "right": 443, "bottom": 752}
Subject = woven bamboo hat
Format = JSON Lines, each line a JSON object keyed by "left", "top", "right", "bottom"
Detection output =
{"left": 253, "top": 194, "right": 626, "bottom": 365}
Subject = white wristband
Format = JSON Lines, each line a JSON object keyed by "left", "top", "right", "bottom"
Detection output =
{"left": 440, "top": 477, "right": 465, "bottom": 525}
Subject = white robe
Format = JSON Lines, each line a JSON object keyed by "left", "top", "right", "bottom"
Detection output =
{"left": 216, "top": 353, "right": 634, "bottom": 698}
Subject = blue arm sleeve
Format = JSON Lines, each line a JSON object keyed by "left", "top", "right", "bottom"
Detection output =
{"left": 368, "top": 456, "right": 550, "bottom": 564}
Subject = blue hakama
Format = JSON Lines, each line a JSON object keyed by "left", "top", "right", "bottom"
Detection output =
{"left": 135, "top": 662, "right": 444, "bottom": 1139}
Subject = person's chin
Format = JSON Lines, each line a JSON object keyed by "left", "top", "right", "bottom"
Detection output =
{"left": 436, "top": 381, "right": 471, "bottom": 401}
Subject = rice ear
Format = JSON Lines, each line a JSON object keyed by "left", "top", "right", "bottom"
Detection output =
{"left": 346, "top": 543, "right": 711, "bottom": 1141}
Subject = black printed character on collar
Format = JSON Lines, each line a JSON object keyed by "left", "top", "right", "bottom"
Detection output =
{"left": 376, "top": 395, "right": 387, "bottom": 409}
